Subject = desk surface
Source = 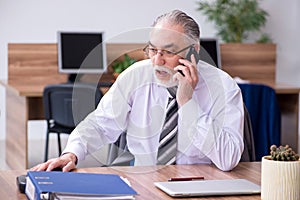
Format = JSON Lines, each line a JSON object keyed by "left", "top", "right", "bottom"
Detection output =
{"left": 2, "top": 78, "right": 300, "bottom": 97}
{"left": 0, "top": 74, "right": 110, "bottom": 97}
{"left": 1, "top": 162, "right": 261, "bottom": 200}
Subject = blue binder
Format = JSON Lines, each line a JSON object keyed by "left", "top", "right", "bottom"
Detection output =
{"left": 25, "top": 171, "right": 137, "bottom": 200}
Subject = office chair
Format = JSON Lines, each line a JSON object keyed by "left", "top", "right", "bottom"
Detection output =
{"left": 106, "top": 132, "right": 134, "bottom": 166}
{"left": 43, "top": 83, "right": 103, "bottom": 161}
{"left": 238, "top": 83, "right": 281, "bottom": 161}
{"left": 240, "top": 104, "right": 256, "bottom": 162}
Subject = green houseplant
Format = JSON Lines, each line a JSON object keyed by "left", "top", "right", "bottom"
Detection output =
{"left": 112, "top": 54, "right": 136, "bottom": 75}
{"left": 261, "top": 145, "right": 300, "bottom": 200}
{"left": 197, "top": 0, "right": 271, "bottom": 43}
{"left": 197, "top": 0, "right": 276, "bottom": 84}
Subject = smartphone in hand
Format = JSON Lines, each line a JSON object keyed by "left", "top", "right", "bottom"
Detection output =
{"left": 178, "top": 46, "right": 200, "bottom": 76}
{"left": 185, "top": 46, "right": 200, "bottom": 63}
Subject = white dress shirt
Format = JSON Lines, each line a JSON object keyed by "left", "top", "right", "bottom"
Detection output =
{"left": 63, "top": 59, "right": 244, "bottom": 171}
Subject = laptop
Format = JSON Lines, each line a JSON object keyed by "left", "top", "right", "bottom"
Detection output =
{"left": 154, "top": 179, "right": 261, "bottom": 197}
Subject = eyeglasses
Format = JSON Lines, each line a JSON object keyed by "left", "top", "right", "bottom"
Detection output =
{"left": 143, "top": 44, "right": 193, "bottom": 58}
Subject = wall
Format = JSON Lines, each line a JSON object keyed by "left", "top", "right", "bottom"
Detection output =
{"left": 1, "top": 0, "right": 300, "bottom": 140}
{"left": 261, "top": 0, "right": 300, "bottom": 85}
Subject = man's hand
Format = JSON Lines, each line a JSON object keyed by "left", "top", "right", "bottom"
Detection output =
{"left": 30, "top": 153, "right": 77, "bottom": 172}
{"left": 173, "top": 54, "right": 199, "bottom": 106}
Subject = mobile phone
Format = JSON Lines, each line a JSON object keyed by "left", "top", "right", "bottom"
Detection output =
{"left": 185, "top": 46, "right": 200, "bottom": 63}
{"left": 177, "top": 70, "right": 185, "bottom": 76}
{"left": 177, "top": 46, "right": 200, "bottom": 76}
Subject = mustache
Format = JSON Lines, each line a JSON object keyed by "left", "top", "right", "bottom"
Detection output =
{"left": 152, "top": 65, "right": 178, "bottom": 88}
{"left": 153, "top": 65, "right": 176, "bottom": 76}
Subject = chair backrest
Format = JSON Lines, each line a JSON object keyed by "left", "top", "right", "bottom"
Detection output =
{"left": 238, "top": 83, "right": 281, "bottom": 161}
{"left": 241, "top": 104, "right": 256, "bottom": 162}
{"left": 106, "top": 132, "right": 134, "bottom": 166}
{"left": 43, "top": 83, "right": 102, "bottom": 128}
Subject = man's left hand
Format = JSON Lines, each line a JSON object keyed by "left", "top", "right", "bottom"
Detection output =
{"left": 173, "top": 54, "right": 199, "bottom": 106}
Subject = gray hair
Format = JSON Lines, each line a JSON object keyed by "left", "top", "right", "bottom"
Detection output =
{"left": 152, "top": 10, "right": 200, "bottom": 44}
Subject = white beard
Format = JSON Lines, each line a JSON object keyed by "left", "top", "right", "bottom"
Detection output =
{"left": 152, "top": 65, "right": 178, "bottom": 88}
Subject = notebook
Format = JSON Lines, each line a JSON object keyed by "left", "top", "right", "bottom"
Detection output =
{"left": 154, "top": 179, "right": 261, "bottom": 197}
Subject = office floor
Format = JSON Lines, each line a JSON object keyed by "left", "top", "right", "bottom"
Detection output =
{"left": 0, "top": 120, "right": 108, "bottom": 170}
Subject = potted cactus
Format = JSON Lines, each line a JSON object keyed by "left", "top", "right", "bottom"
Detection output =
{"left": 269, "top": 144, "right": 299, "bottom": 161}
{"left": 261, "top": 145, "right": 300, "bottom": 200}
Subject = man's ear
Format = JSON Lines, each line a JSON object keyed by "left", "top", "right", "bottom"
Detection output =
{"left": 195, "top": 44, "right": 200, "bottom": 54}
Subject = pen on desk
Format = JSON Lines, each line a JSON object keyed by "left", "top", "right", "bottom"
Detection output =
{"left": 168, "top": 176, "right": 205, "bottom": 181}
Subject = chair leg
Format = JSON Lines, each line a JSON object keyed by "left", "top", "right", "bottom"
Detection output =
{"left": 44, "top": 130, "right": 50, "bottom": 162}
{"left": 57, "top": 133, "right": 62, "bottom": 156}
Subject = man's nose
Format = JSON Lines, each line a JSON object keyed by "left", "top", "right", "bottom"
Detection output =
{"left": 153, "top": 51, "right": 165, "bottom": 66}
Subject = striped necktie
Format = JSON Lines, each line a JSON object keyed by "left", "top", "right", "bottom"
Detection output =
{"left": 157, "top": 87, "right": 178, "bottom": 165}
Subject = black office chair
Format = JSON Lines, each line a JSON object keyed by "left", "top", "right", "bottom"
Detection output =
{"left": 106, "top": 132, "right": 134, "bottom": 166}
{"left": 240, "top": 104, "right": 256, "bottom": 162}
{"left": 43, "top": 83, "right": 103, "bottom": 161}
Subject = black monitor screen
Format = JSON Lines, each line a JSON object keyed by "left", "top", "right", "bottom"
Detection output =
{"left": 58, "top": 32, "right": 107, "bottom": 74}
{"left": 199, "top": 38, "right": 221, "bottom": 68}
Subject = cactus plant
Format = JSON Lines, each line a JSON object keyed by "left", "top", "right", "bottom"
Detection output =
{"left": 269, "top": 144, "right": 300, "bottom": 161}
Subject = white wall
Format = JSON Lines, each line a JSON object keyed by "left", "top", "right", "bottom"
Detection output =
{"left": 261, "top": 1, "right": 300, "bottom": 85}
{"left": 0, "top": 0, "right": 300, "bottom": 139}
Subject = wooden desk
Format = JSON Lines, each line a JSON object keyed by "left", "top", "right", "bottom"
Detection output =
{"left": 0, "top": 78, "right": 111, "bottom": 170}
{"left": 271, "top": 83, "right": 300, "bottom": 154}
{"left": 0, "top": 162, "right": 261, "bottom": 200}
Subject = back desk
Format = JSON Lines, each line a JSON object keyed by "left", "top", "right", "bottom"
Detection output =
{"left": 0, "top": 162, "right": 261, "bottom": 200}
{"left": 2, "top": 43, "right": 300, "bottom": 169}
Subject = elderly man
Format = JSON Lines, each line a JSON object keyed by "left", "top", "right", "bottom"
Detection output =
{"left": 32, "top": 10, "right": 244, "bottom": 172}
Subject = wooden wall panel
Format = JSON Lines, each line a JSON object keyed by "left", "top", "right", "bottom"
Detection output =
{"left": 8, "top": 44, "right": 67, "bottom": 84}
{"left": 8, "top": 43, "right": 147, "bottom": 89}
{"left": 106, "top": 43, "right": 146, "bottom": 65}
{"left": 8, "top": 43, "right": 277, "bottom": 91}
{"left": 220, "top": 43, "right": 276, "bottom": 85}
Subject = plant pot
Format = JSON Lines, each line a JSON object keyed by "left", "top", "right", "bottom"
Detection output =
{"left": 113, "top": 72, "right": 120, "bottom": 79}
{"left": 261, "top": 156, "right": 300, "bottom": 200}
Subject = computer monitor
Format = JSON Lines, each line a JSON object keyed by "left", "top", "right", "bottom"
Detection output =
{"left": 199, "top": 38, "right": 221, "bottom": 69}
{"left": 57, "top": 31, "right": 107, "bottom": 77}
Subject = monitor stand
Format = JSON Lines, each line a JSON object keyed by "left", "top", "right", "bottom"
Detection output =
{"left": 66, "top": 73, "right": 114, "bottom": 87}
{"left": 67, "top": 74, "right": 83, "bottom": 83}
